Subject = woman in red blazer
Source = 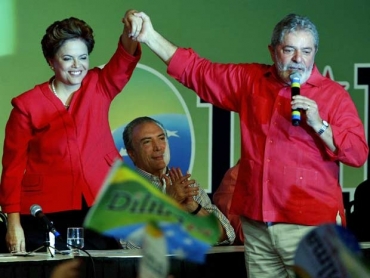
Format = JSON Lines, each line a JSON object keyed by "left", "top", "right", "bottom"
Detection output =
{"left": 0, "top": 10, "right": 142, "bottom": 253}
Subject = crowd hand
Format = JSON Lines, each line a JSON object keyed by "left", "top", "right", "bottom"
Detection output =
{"left": 50, "top": 259, "right": 82, "bottom": 278}
{"left": 122, "top": 9, "right": 143, "bottom": 39}
{"left": 291, "top": 95, "right": 322, "bottom": 127}
{"left": 162, "top": 167, "right": 199, "bottom": 203}
{"left": 6, "top": 218, "right": 26, "bottom": 253}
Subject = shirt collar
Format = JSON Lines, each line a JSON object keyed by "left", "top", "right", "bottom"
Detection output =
{"left": 134, "top": 166, "right": 169, "bottom": 183}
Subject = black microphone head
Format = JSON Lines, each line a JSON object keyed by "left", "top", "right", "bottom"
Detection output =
{"left": 30, "top": 204, "right": 42, "bottom": 217}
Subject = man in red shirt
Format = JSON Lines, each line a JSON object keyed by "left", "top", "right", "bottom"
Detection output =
{"left": 128, "top": 11, "right": 368, "bottom": 278}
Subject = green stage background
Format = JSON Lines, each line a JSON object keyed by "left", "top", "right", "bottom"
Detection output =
{"left": 0, "top": 0, "right": 369, "bottom": 201}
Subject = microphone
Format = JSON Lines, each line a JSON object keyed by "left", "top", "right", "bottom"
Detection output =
{"left": 290, "top": 72, "right": 301, "bottom": 126}
{"left": 30, "top": 204, "right": 61, "bottom": 237}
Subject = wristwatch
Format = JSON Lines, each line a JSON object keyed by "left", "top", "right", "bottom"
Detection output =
{"left": 318, "top": 120, "right": 329, "bottom": 135}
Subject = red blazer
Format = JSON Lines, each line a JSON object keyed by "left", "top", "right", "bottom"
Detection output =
{"left": 0, "top": 42, "right": 141, "bottom": 214}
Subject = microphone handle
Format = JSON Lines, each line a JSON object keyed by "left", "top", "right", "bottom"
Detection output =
{"left": 39, "top": 214, "right": 61, "bottom": 237}
{"left": 291, "top": 86, "right": 301, "bottom": 126}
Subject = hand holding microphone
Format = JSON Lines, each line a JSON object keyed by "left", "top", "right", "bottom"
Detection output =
{"left": 290, "top": 74, "right": 320, "bottom": 130}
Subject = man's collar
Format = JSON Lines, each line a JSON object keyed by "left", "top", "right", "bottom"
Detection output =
{"left": 134, "top": 166, "right": 169, "bottom": 181}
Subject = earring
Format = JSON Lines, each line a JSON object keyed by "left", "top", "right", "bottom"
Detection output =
{"left": 50, "top": 66, "right": 54, "bottom": 71}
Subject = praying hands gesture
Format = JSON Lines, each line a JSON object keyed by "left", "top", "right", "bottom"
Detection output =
{"left": 162, "top": 167, "right": 200, "bottom": 212}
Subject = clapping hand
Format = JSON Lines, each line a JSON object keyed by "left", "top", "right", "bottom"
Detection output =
{"left": 162, "top": 167, "right": 199, "bottom": 205}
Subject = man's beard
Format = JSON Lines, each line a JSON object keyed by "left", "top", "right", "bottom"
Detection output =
{"left": 275, "top": 59, "right": 313, "bottom": 84}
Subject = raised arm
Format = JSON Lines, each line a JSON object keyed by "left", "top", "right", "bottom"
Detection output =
{"left": 130, "top": 11, "right": 177, "bottom": 65}
{"left": 121, "top": 9, "right": 142, "bottom": 55}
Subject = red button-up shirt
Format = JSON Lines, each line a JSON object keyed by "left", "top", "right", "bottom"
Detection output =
{"left": 168, "top": 48, "right": 368, "bottom": 226}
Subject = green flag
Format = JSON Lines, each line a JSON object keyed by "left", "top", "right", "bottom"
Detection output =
{"left": 84, "top": 161, "right": 221, "bottom": 263}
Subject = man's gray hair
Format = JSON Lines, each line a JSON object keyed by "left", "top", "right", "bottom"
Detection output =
{"left": 270, "top": 13, "right": 319, "bottom": 51}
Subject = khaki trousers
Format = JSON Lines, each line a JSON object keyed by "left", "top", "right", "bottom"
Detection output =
{"left": 240, "top": 216, "right": 315, "bottom": 278}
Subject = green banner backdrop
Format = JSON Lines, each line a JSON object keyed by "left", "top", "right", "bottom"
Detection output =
{"left": 0, "top": 0, "right": 368, "bottom": 203}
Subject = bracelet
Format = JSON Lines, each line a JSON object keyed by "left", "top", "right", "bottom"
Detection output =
{"left": 190, "top": 203, "right": 202, "bottom": 215}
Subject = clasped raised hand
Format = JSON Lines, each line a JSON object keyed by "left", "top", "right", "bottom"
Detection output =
{"left": 122, "top": 9, "right": 143, "bottom": 38}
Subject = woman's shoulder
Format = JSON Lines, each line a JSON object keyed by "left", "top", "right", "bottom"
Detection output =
{"left": 12, "top": 81, "right": 52, "bottom": 108}
{"left": 14, "top": 81, "right": 50, "bottom": 100}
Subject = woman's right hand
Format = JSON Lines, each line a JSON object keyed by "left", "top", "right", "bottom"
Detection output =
{"left": 6, "top": 213, "right": 26, "bottom": 253}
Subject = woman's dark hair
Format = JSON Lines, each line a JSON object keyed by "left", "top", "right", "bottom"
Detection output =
{"left": 41, "top": 17, "right": 95, "bottom": 64}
